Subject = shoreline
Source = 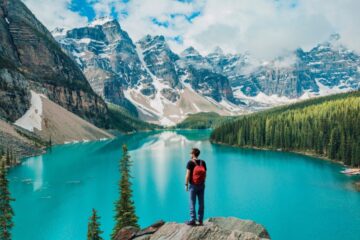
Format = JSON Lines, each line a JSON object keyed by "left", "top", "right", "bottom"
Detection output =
{"left": 210, "top": 140, "right": 359, "bottom": 172}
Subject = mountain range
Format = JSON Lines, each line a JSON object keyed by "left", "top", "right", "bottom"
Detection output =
{"left": 53, "top": 17, "right": 360, "bottom": 125}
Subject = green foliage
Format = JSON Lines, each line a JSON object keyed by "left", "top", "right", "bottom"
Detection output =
{"left": 108, "top": 104, "right": 160, "bottom": 133}
{"left": 87, "top": 209, "right": 103, "bottom": 240}
{"left": 112, "top": 145, "right": 139, "bottom": 239}
{"left": 176, "top": 112, "right": 234, "bottom": 129}
{"left": 0, "top": 147, "right": 17, "bottom": 168}
{"left": 0, "top": 163, "right": 14, "bottom": 240}
{"left": 211, "top": 91, "right": 360, "bottom": 167}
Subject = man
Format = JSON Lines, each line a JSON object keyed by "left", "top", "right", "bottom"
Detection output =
{"left": 185, "top": 148, "right": 207, "bottom": 226}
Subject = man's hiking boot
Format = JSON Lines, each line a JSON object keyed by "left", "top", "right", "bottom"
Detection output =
{"left": 185, "top": 220, "right": 196, "bottom": 226}
{"left": 198, "top": 221, "right": 203, "bottom": 226}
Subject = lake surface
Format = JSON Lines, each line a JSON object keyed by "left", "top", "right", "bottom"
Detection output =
{"left": 9, "top": 130, "right": 360, "bottom": 240}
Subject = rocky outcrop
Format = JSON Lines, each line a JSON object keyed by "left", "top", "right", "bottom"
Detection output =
{"left": 0, "top": 68, "right": 30, "bottom": 121}
{"left": 178, "top": 47, "right": 236, "bottom": 103}
{"left": 54, "top": 19, "right": 239, "bottom": 117}
{"left": 115, "top": 217, "right": 270, "bottom": 240}
{"left": 184, "top": 66, "right": 236, "bottom": 103}
{"left": 137, "top": 35, "right": 181, "bottom": 90}
{"left": 0, "top": 0, "right": 109, "bottom": 127}
{"left": 55, "top": 17, "right": 148, "bottom": 116}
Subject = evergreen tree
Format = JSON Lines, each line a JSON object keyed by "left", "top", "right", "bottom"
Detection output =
{"left": 210, "top": 91, "right": 360, "bottom": 166}
{"left": 0, "top": 163, "right": 14, "bottom": 240}
{"left": 5, "top": 149, "right": 10, "bottom": 167}
{"left": 112, "top": 145, "right": 139, "bottom": 239}
{"left": 87, "top": 209, "right": 103, "bottom": 240}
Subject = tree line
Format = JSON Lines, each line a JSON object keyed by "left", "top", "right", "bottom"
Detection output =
{"left": 0, "top": 159, "right": 14, "bottom": 240}
{"left": 211, "top": 91, "right": 360, "bottom": 167}
{"left": 0, "top": 147, "right": 18, "bottom": 168}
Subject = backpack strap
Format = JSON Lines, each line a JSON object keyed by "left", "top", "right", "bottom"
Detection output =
{"left": 193, "top": 159, "right": 203, "bottom": 166}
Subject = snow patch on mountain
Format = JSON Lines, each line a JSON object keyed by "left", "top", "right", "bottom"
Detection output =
{"left": 15, "top": 91, "right": 45, "bottom": 132}
{"left": 315, "top": 79, "right": 351, "bottom": 95}
{"left": 233, "top": 87, "right": 297, "bottom": 105}
{"left": 135, "top": 44, "right": 167, "bottom": 115}
{"left": 88, "top": 17, "right": 114, "bottom": 27}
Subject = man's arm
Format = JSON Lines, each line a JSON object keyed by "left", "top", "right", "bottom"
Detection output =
{"left": 185, "top": 169, "right": 190, "bottom": 191}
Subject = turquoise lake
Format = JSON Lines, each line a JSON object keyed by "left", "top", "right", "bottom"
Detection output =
{"left": 9, "top": 130, "right": 360, "bottom": 240}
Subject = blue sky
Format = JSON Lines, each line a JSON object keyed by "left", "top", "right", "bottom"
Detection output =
{"left": 23, "top": 0, "right": 360, "bottom": 59}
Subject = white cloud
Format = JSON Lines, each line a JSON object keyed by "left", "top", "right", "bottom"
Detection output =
{"left": 22, "top": 0, "right": 88, "bottom": 30}
{"left": 88, "top": 0, "right": 205, "bottom": 52}
{"left": 183, "top": 0, "right": 360, "bottom": 58}
{"left": 23, "top": 0, "right": 360, "bottom": 59}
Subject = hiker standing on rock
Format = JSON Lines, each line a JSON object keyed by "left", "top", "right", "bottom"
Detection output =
{"left": 185, "top": 148, "right": 207, "bottom": 226}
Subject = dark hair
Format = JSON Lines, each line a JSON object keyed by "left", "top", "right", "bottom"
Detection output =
{"left": 191, "top": 148, "right": 200, "bottom": 157}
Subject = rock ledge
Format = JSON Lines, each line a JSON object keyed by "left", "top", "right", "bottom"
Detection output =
{"left": 115, "top": 217, "right": 270, "bottom": 240}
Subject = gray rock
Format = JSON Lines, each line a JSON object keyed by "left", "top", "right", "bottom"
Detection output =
{"left": 0, "top": 68, "right": 30, "bottom": 121}
{"left": 54, "top": 18, "right": 152, "bottom": 113}
{"left": 137, "top": 35, "right": 180, "bottom": 89}
{"left": 117, "top": 217, "right": 270, "bottom": 240}
{"left": 207, "top": 217, "right": 270, "bottom": 239}
{"left": 160, "top": 88, "right": 180, "bottom": 102}
{"left": 0, "top": 0, "right": 109, "bottom": 127}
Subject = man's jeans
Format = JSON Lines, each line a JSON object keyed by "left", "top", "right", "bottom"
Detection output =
{"left": 189, "top": 183, "right": 205, "bottom": 222}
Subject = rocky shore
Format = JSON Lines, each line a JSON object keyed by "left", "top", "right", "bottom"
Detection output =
{"left": 115, "top": 217, "right": 270, "bottom": 240}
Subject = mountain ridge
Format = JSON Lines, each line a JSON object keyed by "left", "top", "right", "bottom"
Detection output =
{"left": 53, "top": 18, "right": 360, "bottom": 126}
{"left": 54, "top": 18, "right": 244, "bottom": 125}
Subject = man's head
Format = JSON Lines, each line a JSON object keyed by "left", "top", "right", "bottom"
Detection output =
{"left": 191, "top": 148, "right": 200, "bottom": 159}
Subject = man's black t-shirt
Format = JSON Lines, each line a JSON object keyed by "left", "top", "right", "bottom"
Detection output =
{"left": 186, "top": 159, "right": 207, "bottom": 184}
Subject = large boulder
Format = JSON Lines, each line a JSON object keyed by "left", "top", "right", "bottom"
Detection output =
{"left": 116, "top": 217, "right": 270, "bottom": 240}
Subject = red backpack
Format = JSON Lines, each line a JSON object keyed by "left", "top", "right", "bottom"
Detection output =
{"left": 192, "top": 160, "right": 206, "bottom": 184}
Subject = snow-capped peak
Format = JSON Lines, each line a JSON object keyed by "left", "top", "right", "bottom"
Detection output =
{"left": 180, "top": 46, "right": 201, "bottom": 57}
{"left": 88, "top": 16, "right": 115, "bottom": 27}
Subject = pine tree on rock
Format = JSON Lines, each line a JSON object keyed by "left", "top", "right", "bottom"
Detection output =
{"left": 112, "top": 144, "right": 139, "bottom": 239}
{"left": 87, "top": 209, "right": 103, "bottom": 240}
{"left": 0, "top": 163, "right": 14, "bottom": 240}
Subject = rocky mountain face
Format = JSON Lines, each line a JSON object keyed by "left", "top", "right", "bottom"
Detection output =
{"left": 54, "top": 18, "right": 360, "bottom": 125}
{"left": 55, "top": 18, "right": 241, "bottom": 125}
{"left": 178, "top": 47, "right": 236, "bottom": 103}
{"left": 0, "top": 0, "right": 108, "bottom": 127}
{"left": 56, "top": 18, "right": 150, "bottom": 115}
{"left": 137, "top": 35, "right": 181, "bottom": 102}
{"left": 114, "top": 217, "right": 270, "bottom": 240}
{"left": 210, "top": 34, "right": 360, "bottom": 99}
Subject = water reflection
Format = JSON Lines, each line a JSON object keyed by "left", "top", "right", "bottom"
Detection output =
{"left": 133, "top": 131, "right": 204, "bottom": 202}
{"left": 22, "top": 155, "right": 44, "bottom": 191}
